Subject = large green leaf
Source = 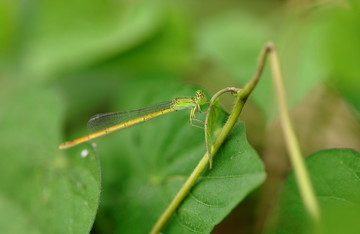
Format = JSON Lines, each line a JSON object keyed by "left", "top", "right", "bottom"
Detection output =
{"left": 23, "top": 0, "right": 166, "bottom": 79}
{"left": 325, "top": 6, "right": 360, "bottom": 112}
{"left": 91, "top": 84, "right": 265, "bottom": 233}
{"left": 266, "top": 149, "right": 360, "bottom": 234}
{"left": 0, "top": 86, "right": 101, "bottom": 234}
{"left": 164, "top": 122, "right": 265, "bottom": 233}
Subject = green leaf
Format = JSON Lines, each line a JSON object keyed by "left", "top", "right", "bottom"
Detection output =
{"left": 266, "top": 149, "right": 360, "bottom": 234}
{"left": 325, "top": 7, "right": 360, "bottom": 111}
{"left": 93, "top": 84, "right": 265, "bottom": 233}
{"left": 277, "top": 11, "right": 329, "bottom": 107}
{"left": 196, "top": 11, "right": 274, "bottom": 118}
{"left": 108, "top": 6, "right": 195, "bottom": 76}
{"left": 164, "top": 122, "right": 265, "bottom": 233}
{"left": 24, "top": 1, "right": 166, "bottom": 79}
{"left": 0, "top": 86, "right": 101, "bottom": 234}
{"left": 0, "top": 1, "right": 20, "bottom": 64}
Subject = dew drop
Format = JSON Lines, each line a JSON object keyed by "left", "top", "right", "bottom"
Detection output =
{"left": 81, "top": 149, "right": 89, "bottom": 158}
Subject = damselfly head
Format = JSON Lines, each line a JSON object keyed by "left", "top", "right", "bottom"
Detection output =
{"left": 195, "top": 90, "right": 207, "bottom": 105}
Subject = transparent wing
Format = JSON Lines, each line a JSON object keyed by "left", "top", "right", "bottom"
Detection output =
{"left": 87, "top": 101, "right": 173, "bottom": 132}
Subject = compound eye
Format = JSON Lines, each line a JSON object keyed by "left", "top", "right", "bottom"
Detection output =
{"left": 196, "top": 90, "right": 203, "bottom": 98}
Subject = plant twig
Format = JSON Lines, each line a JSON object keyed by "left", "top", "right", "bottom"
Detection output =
{"left": 205, "top": 87, "right": 241, "bottom": 168}
{"left": 150, "top": 44, "right": 271, "bottom": 234}
{"left": 267, "top": 42, "right": 320, "bottom": 221}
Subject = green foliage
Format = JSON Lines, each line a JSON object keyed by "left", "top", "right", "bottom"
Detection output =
{"left": 1, "top": 0, "right": 359, "bottom": 233}
{"left": 195, "top": 4, "right": 360, "bottom": 117}
{"left": 91, "top": 85, "right": 264, "bottom": 233}
{"left": 0, "top": 86, "right": 100, "bottom": 233}
{"left": 25, "top": 1, "right": 167, "bottom": 79}
{"left": 196, "top": 12, "right": 275, "bottom": 118}
{"left": 325, "top": 6, "right": 360, "bottom": 112}
{"left": 165, "top": 122, "right": 265, "bottom": 233}
{"left": 266, "top": 149, "right": 360, "bottom": 234}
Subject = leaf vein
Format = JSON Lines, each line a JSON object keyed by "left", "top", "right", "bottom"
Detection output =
{"left": 318, "top": 195, "right": 358, "bottom": 206}
{"left": 341, "top": 159, "right": 360, "bottom": 182}
{"left": 175, "top": 209, "right": 208, "bottom": 234}
{"left": 188, "top": 192, "right": 225, "bottom": 208}
{"left": 202, "top": 173, "right": 247, "bottom": 180}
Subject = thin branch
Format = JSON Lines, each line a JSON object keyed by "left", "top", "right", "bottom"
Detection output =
{"left": 268, "top": 42, "right": 320, "bottom": 221}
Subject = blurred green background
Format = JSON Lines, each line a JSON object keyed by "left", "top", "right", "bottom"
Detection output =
{"left": 1, "top": 0, "right": 359, "bottom": 233}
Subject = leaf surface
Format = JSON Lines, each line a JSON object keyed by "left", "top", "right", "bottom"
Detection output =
{"left": 94, "top": 85, "right": 265, "bottom": 233}
{"left": 266, "top": 149, "right": 360, "bottom": 234}
{"left": 0, "top": 86, "right": 101, "bottom": 234}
